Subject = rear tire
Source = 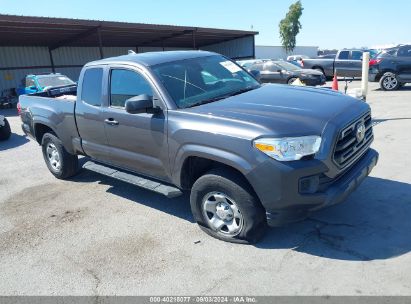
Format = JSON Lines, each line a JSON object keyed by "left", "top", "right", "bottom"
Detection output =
{"left": 190, "top": 168, "right": 267, "bottom": 244}
{"left": 41, "top": 133, "right": 79, "bottom": 179}
{"left": 0, "top": 118, "right": 11, "bottom": 141}
{"left": 379, "top": 72, "right": 400, "bottom": 91}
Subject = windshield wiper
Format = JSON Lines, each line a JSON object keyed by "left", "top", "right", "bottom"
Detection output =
{"left": 225, "top": 86, "right": 259, "bottom": 97}
{"left": 186, "top": 86, "right": 259, "bottom": 108}
{"left": 186, "top": 95, "right": 228, "bottom": 108}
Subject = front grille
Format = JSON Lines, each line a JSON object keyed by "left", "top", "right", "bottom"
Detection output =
{"left": 333, "top": 111, "right": 373, "bottom": 169}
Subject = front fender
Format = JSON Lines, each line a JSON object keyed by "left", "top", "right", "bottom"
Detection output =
{"left": 171, "top": 143, "right": 254, "bottom": 188}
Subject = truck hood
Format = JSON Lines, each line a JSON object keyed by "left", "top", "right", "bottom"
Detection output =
{"left": 183, "top": 84, "right": 368, "bottom": 138}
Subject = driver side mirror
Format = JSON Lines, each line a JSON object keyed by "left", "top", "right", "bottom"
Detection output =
{"left": 125, "top": 94, "right": 154, "bottom": 114}
{"left": 249, "top": 70, "right": 261, "bottom": 82}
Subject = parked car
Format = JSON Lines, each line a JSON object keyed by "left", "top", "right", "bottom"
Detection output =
{"left": 286, "top": 55, "right": 309, "bottom": 67}
{"left": 369, "top": 45, "right": 411, "bottom": 91}
{"left": 236, "top": 59, "right": 269, "bottom": 69}
{"left": 248, "top": 60, "right": 326, "bottom": 86}
{"left": 286, "top": 55, "right": 309, "bottom": 61}
{"left": 0, "top": 88, "right": 17, "bottom": 108}
{"left": 17, "top": 73, "right": 76, "bottom": 96}
{"left": 19, "top": 51, "right": 378, "bottom": 243}
{"left": 302, "top": 49, "right": 368, "bottom": 78}
{"left": 0, "top": 115, "right": 11, "bottom": 141}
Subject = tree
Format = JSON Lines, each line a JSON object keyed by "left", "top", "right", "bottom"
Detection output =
{"left": 279, "top": 1, "right": 304, "bottom": 53}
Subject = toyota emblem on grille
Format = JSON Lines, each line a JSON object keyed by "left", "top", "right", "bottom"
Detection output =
{"left": 356, "top": 123, "right": 366, "bottom": 142}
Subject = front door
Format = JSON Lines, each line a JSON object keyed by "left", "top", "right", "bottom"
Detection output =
{"left": 262, "top": 62, "right": 284, "bottom": 83}
{"left": 104, "top": 67, "right": 169, "bottom": 181}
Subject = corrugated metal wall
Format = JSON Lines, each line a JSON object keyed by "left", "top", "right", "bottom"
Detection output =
{"left": 202, "top": 36, "right": 254, "bottom": 59}
{"left": 0, "top": 36, "right": 255, "bottom": 91}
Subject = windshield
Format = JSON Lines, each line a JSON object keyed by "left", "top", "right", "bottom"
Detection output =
{"left": 275, "top": 61, "right": 301, "bottom": 71}
{"left": 37, "top": 75, "right": 75, "bottom": 88}
{"left": 152, "top": 55, "right": 260, "bottom": 109}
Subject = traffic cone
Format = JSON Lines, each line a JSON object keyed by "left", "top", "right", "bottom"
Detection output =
{"left": 332, "top": 73, "right": 339, "bottom": 91}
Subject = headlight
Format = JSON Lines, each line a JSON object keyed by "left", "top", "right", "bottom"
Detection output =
{"left": 253, "top": 136, "right": 322, "bottom": 161}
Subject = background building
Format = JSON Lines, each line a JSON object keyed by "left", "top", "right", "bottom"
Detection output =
{"left": 255, "top": 45, "right": 318, "bottom": 60}
{"left": 0, "top": 14, "right": 257, "bottom": 91}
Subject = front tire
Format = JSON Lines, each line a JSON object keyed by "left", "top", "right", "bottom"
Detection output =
{"left": 0, "top": 118, "right": 11, "bottom": 141}
{"left": 190, "top": 168, "right": 267, "bottom": 244}
{"left": 380, "top": 72, "right": 400, "bottom": 91}
{"left": 287, "top": 77, "right": 298, "bottom": 85}
{"left": 41, "top": 133, "right": 79, "bottom": 179}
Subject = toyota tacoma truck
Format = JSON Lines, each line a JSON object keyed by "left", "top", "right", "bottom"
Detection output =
{"left": 19, "top": 51, "right": 378, "bottom": 243}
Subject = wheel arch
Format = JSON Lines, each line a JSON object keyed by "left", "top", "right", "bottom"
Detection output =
{"left": 173, "top": 146, "right": 254, "bottom": 191}
{"left": 377, "top": 69, "right": 397, "bottom": 81}
{"left": 312, "top": 66, "right": 325, "bottom": 74}
{"left": 33, "top": 121, "right": 56, "bottom": 144}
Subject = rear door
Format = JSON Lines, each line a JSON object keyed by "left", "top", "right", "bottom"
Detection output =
{"left": 397, "top": 46, "right": 411, "bottom": 82}
{"left": 334, "top": 50, "right": 351, "bottom": 77}
{"left": 75, "top": 67, "right": 111, "bottom": 162}
{"left": 103, "top": 66, "right": 170, "bottom": 181}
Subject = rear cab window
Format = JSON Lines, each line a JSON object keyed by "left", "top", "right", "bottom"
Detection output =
{"left": 81, "top": 68, "right": 103, "bottom": 107}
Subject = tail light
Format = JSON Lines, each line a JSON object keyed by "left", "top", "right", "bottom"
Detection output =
{"left": 369, "top": 58, "right": 382, "bottom": 67}
{"left": 301, "top": 59, "right": 304, "bottom": 68}
{"left": 17, "top": 102, "right": 21, "bottom": 115}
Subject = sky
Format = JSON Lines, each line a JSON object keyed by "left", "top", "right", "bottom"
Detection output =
{"left": 1, "top": 0, "right": 410, "bottom": 49}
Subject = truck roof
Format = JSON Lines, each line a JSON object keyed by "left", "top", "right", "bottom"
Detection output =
{"left": 86, "top": 50, "right": 217, "bottom": 68}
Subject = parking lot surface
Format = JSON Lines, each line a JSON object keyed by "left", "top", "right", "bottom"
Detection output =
{"left": 0, "top": 81, "right": 411, "bottom": 295}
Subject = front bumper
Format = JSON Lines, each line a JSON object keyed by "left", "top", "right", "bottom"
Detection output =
{"left": 302, "top": 76, "right": 326, "bottom": 86}
{"left": 246, "top": 149, "right": 378, "bottom": 227}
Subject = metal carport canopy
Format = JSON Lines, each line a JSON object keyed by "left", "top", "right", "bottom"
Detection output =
{"left": 0, "top": 14, "right": 257, "bottom": 50}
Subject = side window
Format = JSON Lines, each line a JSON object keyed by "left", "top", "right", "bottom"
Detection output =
{"left": 110, "top": 69, "right": 153, "bottom": 108}
{"left": 251, "top": 63, "right": 264, "bottom": 71}
{"left": 338, "top": 51, "right": 349, "bottom": 60}
{"left": 398, "top": 46, "right": 411, "bottom": 57}
{"left": 81, "top": 68, "right": 103, "bottom": 107}
{"left": 265, "top": 63, "right": 281, "bottom": 72}
{"left": 26, "top": 78, "right": 35, "bottom": 87}
{"left": 351, "top": 51, "right": 363, "bottom": 60}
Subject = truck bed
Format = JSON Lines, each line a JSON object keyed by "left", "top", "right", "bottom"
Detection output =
{"left": 19, "top": 84, "right": 80, "bottom": 154}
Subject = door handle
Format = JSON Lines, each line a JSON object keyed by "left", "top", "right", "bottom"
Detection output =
{"left": 104, "top": 118, "right": 119, "bottom": 126}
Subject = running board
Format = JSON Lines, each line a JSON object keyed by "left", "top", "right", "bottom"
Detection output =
{"left": 82, "top": 161, "right": 183, "bottom": 198}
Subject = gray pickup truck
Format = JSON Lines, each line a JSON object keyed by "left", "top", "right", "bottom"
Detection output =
{"left": 19, "top": 51, "right": 378, "bottom": 243}
{"left": 302, "top": 49, "right": 367, "bottom": 78}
